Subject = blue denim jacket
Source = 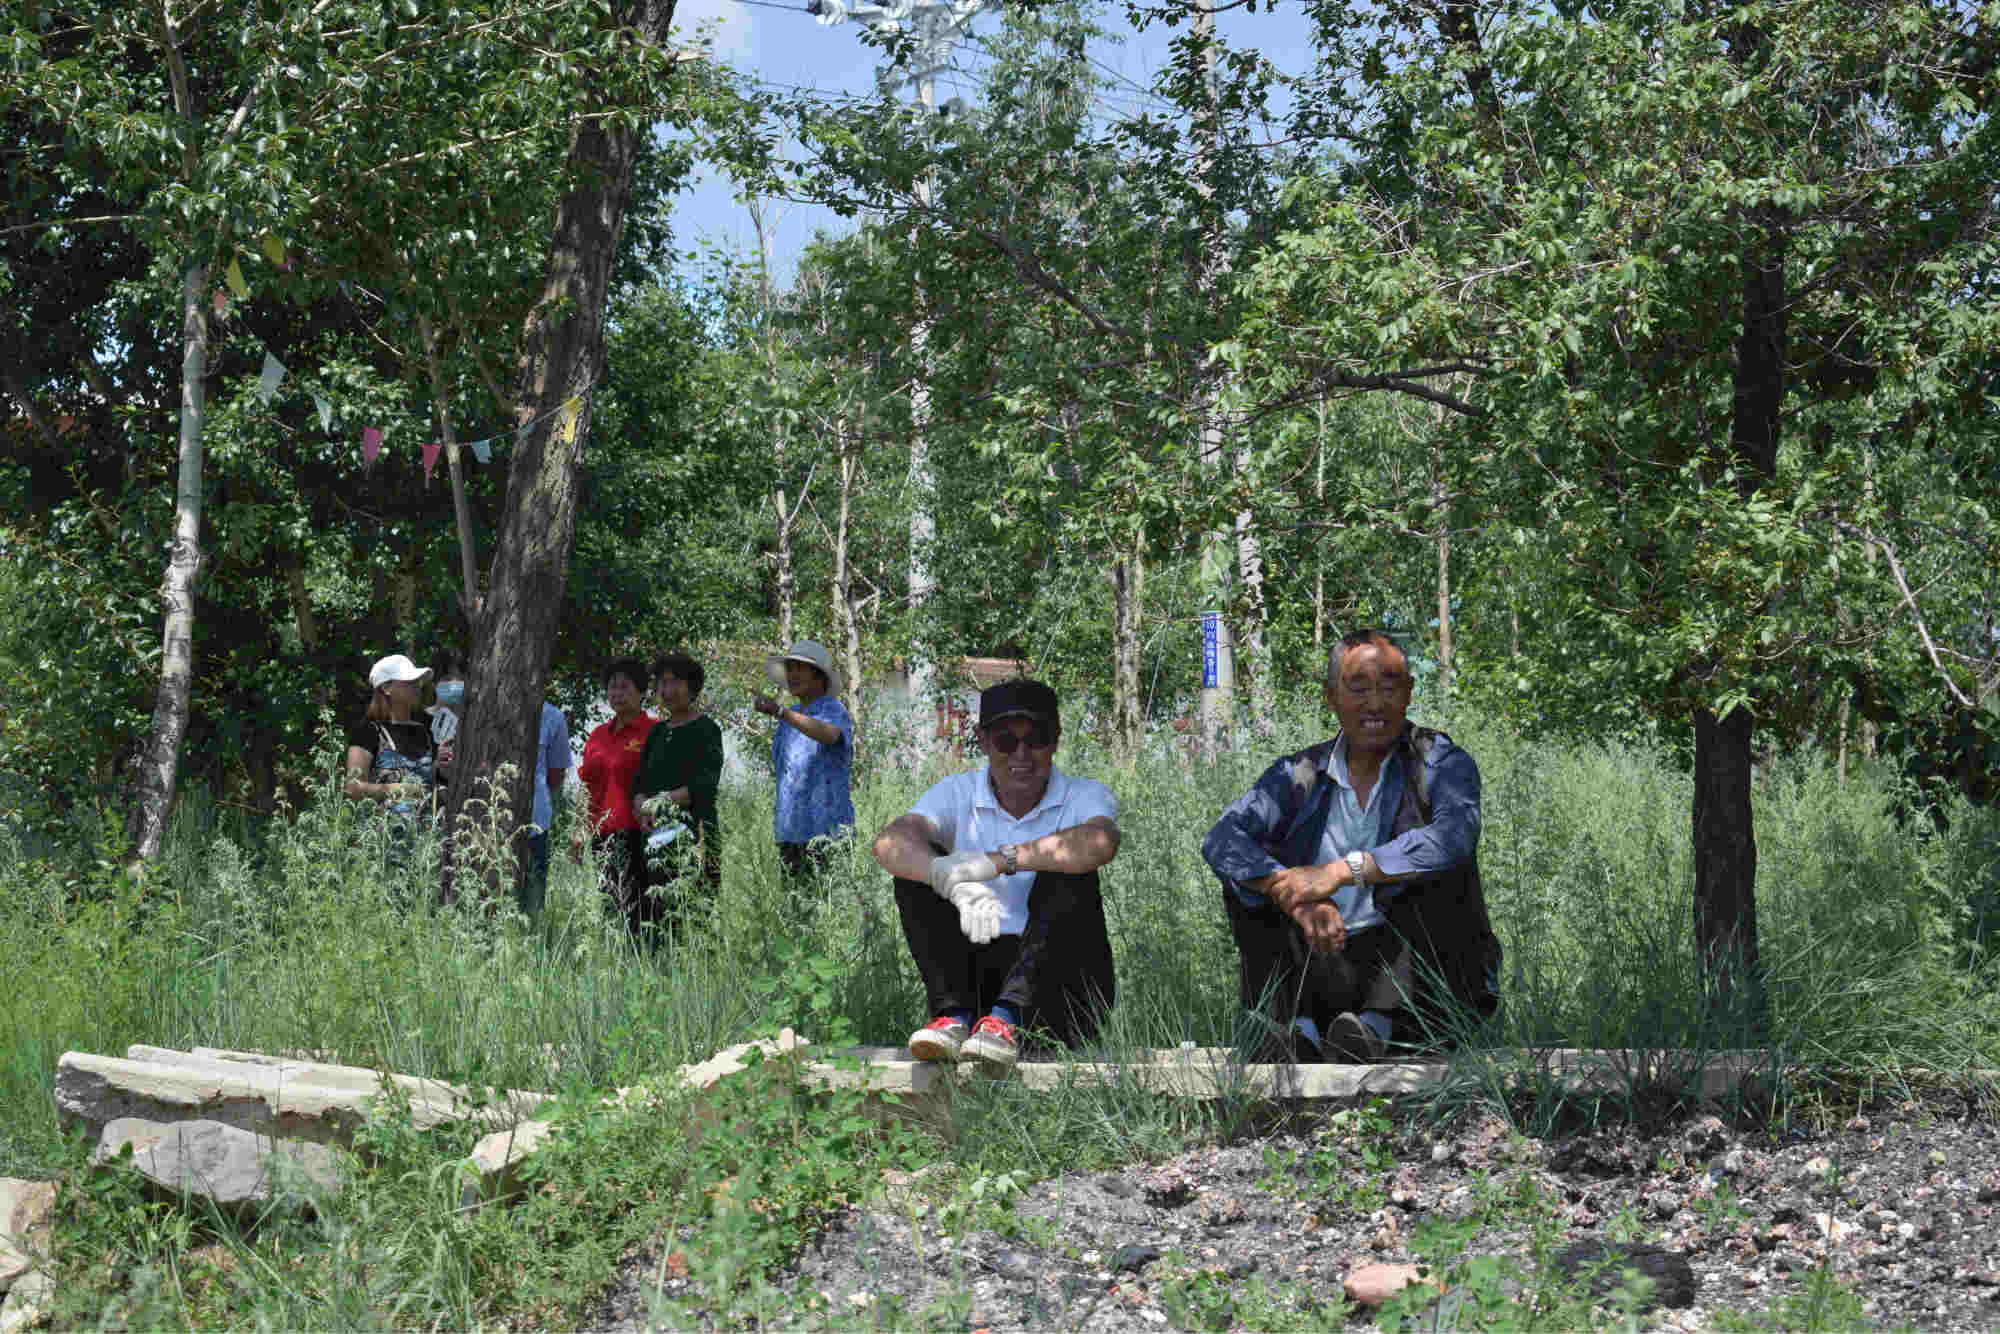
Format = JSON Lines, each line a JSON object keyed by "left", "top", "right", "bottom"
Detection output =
{"left": 1202, "top": 726, "right": 1481, "bottom": 909}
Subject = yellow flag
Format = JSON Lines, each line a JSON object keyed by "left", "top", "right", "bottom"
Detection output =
{"left": 261, "top": 235, "right": 286, "bottom": 267}
{"left": 558, "top": 395, "right": 582, "bottom": 444}
{"left": 225, "top": 258, "right": 249, "bottom": 298}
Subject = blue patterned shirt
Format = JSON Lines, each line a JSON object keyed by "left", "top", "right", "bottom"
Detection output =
{"left": 772, "top": 695, "right": 854, "bottom": 844}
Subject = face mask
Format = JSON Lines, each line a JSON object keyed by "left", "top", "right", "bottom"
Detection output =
{"left": 435, "top": 680, "right": 465, "bottom": 711}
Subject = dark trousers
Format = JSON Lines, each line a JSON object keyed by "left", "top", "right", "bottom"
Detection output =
{"left": 599, "top": 826, "right": 717, "bottom": 947}
{"left": 1224, "top": 889, "right": 1408, "bottom": 1039}
{"left": 892, "top": 869, "right": 1116, "bottom": 1048}
{"left": 520, "top": 832, "right": 549, "bottom": 918}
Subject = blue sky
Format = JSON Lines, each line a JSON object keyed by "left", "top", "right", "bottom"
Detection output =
{"left": 662, "top": 0, "right": 1323, "bottom": 281}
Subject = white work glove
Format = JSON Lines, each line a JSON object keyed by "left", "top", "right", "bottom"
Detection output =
{"left": 930, "top": 850, "right": 999, "bottom": 894}
{"left": 946, "top": 881, "right": 1006, "bottom": 945}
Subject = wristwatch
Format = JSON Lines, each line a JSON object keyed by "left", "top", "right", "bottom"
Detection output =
{"left": 1345, "top": 849, "right": 1367, "bottom": 883}
{"left": 1001, "top": 844, "right": 1019, "bottom": 875}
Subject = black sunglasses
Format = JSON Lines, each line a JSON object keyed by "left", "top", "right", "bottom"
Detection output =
{"left": 985, "top": 722, "right": 1056, "bottom": 752}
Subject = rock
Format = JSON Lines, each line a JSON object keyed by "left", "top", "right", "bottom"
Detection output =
{"left": 94, "top": 1118, "right": 341, "bottom": 1212}
{"left": 1683, "top": 1116, "right": 1727, "bottom": 1157}
{"left": 1140, "top": 1166, "right": 1195, "bottom": 1207}
{"left": 1813, "top": 1212, "right": 1855, "bottom": 1244}
{"left": 879, "top": 1163, "right": 956, "bottom": 1211}
{"left": 0, "top": 1268, "right": 50, "bottom": 1334}
{"left": 1343, "top": 1262, "right": 1435, "bottom": 1309}
{"left": 1111, "top": 1243, "right": 1162, "bottom": 1273}
{"left": 0, "top": 1181, "right": 56, "bottom": 1295}
{"left": 1553, "top": 1241, "right": 1696, "bottom": 1310}
{"left": 58, "top": 1050, "right": 546, "bottom": 1147}
{"left": 674, "top": 1029, "right": 811, "bottom": 1090}
{"left": 976, "top": 1249, "right": 1035, "bottom": 1281}
{"left": 461, "top": 1119, "right": 556, "bottom": 1208}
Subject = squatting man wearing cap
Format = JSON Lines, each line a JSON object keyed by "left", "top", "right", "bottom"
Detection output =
{"left": 870, "top": 680, "right": 1120, "bottom": 1073}
{"left": 1202, "top": 630, "right": 1501, "bottom": 1063}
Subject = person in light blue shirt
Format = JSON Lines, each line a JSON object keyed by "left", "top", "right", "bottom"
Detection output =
{"left": 1202, "top": 629, "right": 1500, "bottom": 1064}
{"left": 753, "top": 640, "right": 855, "bottom": 890}
{"left": 521, "top": 700, "right": 572, "bottom": 918}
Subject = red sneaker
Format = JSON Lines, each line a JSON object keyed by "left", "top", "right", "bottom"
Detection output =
{"left": 962, "top": 1015, "right": 1018, "bottom": 1073}
{"left": 907, "top": 1015, "right": 970, "bottom": 1063}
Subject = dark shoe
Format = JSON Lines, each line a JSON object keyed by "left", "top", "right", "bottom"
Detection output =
{"left": 1289, "top": 1025, "right": 1324, "bottom": 1064}
{"left": 1324, "top": 1012, "right": 1385, "bottom": 1064}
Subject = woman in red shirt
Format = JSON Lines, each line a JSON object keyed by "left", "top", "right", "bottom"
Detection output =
{"left": 573, "top": 657, "right": 658, "bottom": 938}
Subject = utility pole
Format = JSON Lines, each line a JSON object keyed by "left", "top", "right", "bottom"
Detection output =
{"left": 811, "top": 0, "right": 983, "bottom": 751}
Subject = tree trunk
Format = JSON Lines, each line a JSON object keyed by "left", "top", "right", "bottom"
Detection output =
{"left": 1692, "top": 705, "right": 1763, "bottom": 1029}
{"left": 125, "top": 260, "right": 210, "bottom": 865}
{"left": 750, "top": 199, "right": 797, "bottom": 648}
{"left": 1312, "top": 403, "right": 1327, "bottom": 659}
{"left": 420, "top": 312, "right": 482, "bottom": 615}
{"left": 442, "top": 0, "right": 677, "bottom": 904}
{"left": 1688, "top": 214, "right": 1785, "bottom": 1024}
{"left": 1433, "top": 431, "right": 1453, "bottom": 695}
{"left": 1235, "top": 444, "right": 1272, "bottom": 735}
{"left": 1191, "top": 0, "right": 1234, "bottom": 758}
{"left": 773, "top": 471, "right": 796, "bottom": 647}
{"left": 832, "top": 415, "right": 865, "bottom": 747}
{"left": 1111, "top": 529, "right": 1145, "bottom": 760}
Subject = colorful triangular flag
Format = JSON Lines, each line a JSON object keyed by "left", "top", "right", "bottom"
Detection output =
{"left": 468, "top": 438, "right": 491, "bottom": 464}
{"left": 313, "top": 393, "right": 333, "bottom": 432}
{"left": 257, "top": 351, "right": 285, "bottom": 404}
{"left": 557, "top": 395, "right": 582, "bottom": 445}
{"left": 361, "top": 426, "right": 383, "bottom": 466}
{"left": 422, "top": 441, "right": 442, "bottom": 484}
{"left": 212, "top": 289, "right": 229, "bottom": 317}
{"left": 225, "top": 258, "right": 248, "bottom": 299}
{"left": 261, "top": 234, "right": 286, "bottom": 267}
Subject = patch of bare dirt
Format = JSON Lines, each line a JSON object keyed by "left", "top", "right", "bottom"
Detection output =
{"left": 602, "top": 1088, "right": 2000, "bottom": 1330}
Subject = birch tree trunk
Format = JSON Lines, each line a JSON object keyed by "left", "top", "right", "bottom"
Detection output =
{"left": 1110, "top": 530, "right": 1145, "bottom": 759}
{"left": 443, "top": 0, "right": 680, "bottom": 904}
{"left": 125, "top": 260, "right": 209, "bottom": 864}
{"left": 1191, "top": 0, "right": 1234, "bottom": 758}
{"left": 832, "top": 414, "right": 866, "bottom": 745}
{"left": 420, "top": 312, "right": 482, "bottom": 616}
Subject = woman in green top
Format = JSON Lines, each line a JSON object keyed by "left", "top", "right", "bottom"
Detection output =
{"left": 630, "top": 653, "right": 724, "bottom": 943}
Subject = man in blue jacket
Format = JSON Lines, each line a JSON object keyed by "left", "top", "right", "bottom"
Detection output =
{"left": 1202, "top": 629, "right": 1500, "bottom": 1063}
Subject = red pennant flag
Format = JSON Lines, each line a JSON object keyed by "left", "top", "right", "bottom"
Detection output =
{"left": 422, "top": 441, "right": 442, "bottom": 484}
{"left": 361, "top": 426, "right": 382, "bottom": 466}
{"left": 212, "top": 289, "right": 229, "bottom": 316}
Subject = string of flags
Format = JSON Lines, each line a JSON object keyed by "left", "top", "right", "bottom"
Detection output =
{"left": 211, "top": 239, "right": 591, "bottom": 483}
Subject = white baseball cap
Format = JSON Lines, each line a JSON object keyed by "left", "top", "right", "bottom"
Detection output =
{"left": 368, "top": 654, "right": 433, "bottom": 689}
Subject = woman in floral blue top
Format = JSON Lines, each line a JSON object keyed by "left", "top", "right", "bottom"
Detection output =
{"left": 754, "top": 639, "right": 855, "bottom": 887}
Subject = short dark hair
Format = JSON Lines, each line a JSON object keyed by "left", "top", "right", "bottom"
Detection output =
{"left": 653, "top": 653, "right": 705, "bottom": 698}
{"left": 604, "top": 656, "right": 649, "bottom": 694}
{"left": 432, "top": 650, "right": 465, "bottom": 681}
{"left": 1327, "top": 628, "right": 1407, "bottom": 682}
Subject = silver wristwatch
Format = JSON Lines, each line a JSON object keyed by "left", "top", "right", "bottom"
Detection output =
{"left": 1345, "top": 849, "right": 1367, "bottom": 883}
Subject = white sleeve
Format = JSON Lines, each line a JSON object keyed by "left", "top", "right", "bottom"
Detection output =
{"left": 908, "top": 774, "right": 965, "bottom": 852}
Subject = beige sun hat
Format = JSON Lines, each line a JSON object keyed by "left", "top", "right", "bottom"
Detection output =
{"left": 765, "top": 640, "right": 842, "bottom": 697}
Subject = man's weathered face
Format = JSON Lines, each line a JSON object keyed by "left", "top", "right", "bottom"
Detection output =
{"left": 1325, "top": 640, "right": 1412, "bottom": 758}
{"left": 981, "top": 716, "right": 1058, "bottom": 806}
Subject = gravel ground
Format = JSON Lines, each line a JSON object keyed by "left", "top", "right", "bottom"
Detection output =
{"left": 599, "top": 1085, "right": 2000, "bottom": 1330}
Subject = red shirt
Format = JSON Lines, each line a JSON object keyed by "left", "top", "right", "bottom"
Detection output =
{"left": 577, "top": 712, "right": 657, "bottom": 834}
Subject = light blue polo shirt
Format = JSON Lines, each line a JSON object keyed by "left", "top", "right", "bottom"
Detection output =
{"left": 1312, "top": 736, "right": 1402, "bottom": 932}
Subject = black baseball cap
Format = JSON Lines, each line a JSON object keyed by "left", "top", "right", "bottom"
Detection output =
{"left": 979, "top": 679, "right": 1060, "bottom": 731}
